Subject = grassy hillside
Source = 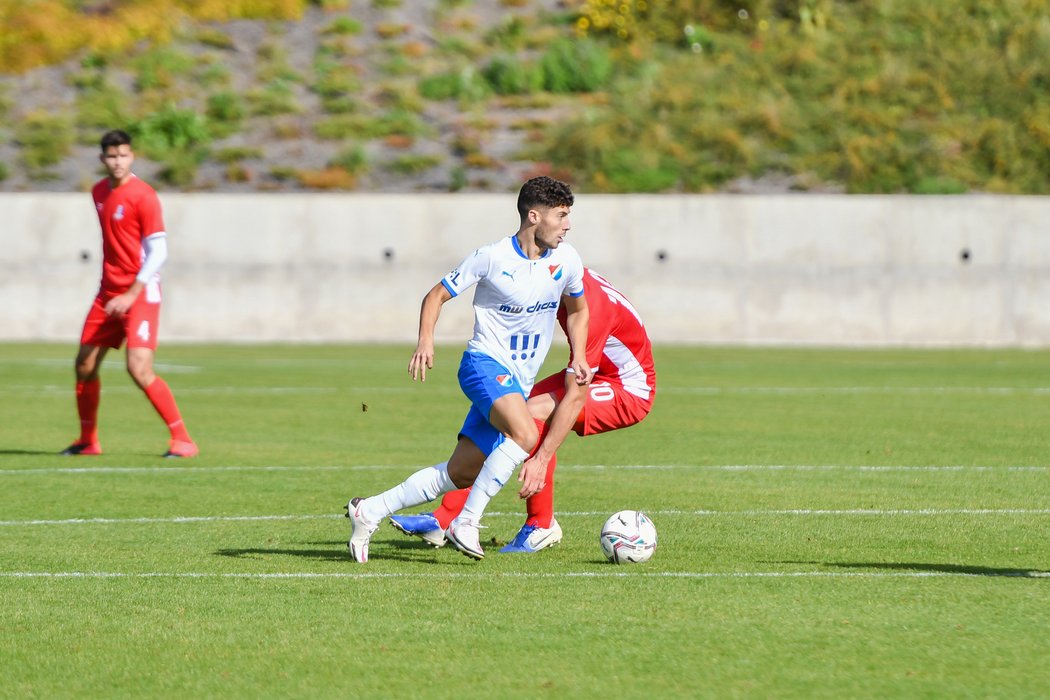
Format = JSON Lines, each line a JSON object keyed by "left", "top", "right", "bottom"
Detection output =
{"left": 0, "top": 0, "right": 1047, "bottom": 193}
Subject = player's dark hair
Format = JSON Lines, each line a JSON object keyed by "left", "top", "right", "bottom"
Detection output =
{"left": 100, "top": 129, "right": 132, "bottom": 151}
{"left": 517, "top": 176, "right": 574, "bottom": 220}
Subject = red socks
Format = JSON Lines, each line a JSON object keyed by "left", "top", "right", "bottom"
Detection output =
{"left": 525, "top": 419, "right": 555, "bottom": 528}
{"left": 524, "top": 454, "right": 556, "bottom": 528}
{"left": 75, "top": 378, "right": 101, "bottom": 444}
{"left": 434, "top": 488, "right": 469, "bottom": 530}
{"left": 144, "top": 377, "right": 192, "bottom": 442}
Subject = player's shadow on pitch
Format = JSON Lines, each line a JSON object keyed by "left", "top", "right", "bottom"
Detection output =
{"left": 0, "top": 449, "right": 67, "bottom": 455}
{"left": 783, "top": 560, "right": 1050, "bottom": 578}
{"left": 214, "top": 540, "right": 476, "bottom": 565}
{"left": 215, "top": 546, "right": 348, "bottom": 562}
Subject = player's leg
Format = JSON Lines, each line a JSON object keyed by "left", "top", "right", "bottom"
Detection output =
{"left": 61, "top": 342, "right": 108, "bottom": 455}
{"left": 124, "top": 298, "right": 197, "bottom": 457}
{"left": 62, "top": 297, "right": 117, "bottom": 455}
{"left": 430, "top": 488, "right": 470, "bottom": 530}
{"left": 430, "top": 376, "right": 563, "bottom": 530}
{"left": 347, "top": 436, "right": 484, "bottom": 562}
{"left": 523, "top": 447, "right": 556, "bottom": 529}
{"left": 362, "top": 437, "right": 483, "bottom": 525}
{"left": 445, "top": 352, "right": 537, "bottom": 559}
{"left": 500, "top": 420, "right": 566, "bottom": 553}
{"left": 519, "top": 379, "right": 565, "bottom": 530}
{"left": 434, "top": 370, "right": 568, "bottom": 554}
{"left": 499, "top": 372, "right": 567, "bottom": 551}
{"left": 386, "top": 436, "right": 489, "bottom": 547}
{"left": 396, "top": 402, "right": 550, "bottom": 533}
{"left": 422, "top": 398, "right": 550, "bottom": 531}
{"left": 448, "top": 392, "right": 536, "bottom": 559}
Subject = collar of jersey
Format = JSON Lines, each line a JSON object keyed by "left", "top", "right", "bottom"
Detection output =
{"left": 510, "top": 234, "right": 551, "bottom": 260}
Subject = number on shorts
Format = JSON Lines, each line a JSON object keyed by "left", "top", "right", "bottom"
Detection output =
{"left": 589, "top": 381, "right": 615, "bottom": 402}
{"left": 136, "top": 320, "right": 151, "bottom": 342}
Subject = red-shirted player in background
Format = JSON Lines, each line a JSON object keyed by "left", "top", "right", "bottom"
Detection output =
{"left": 61, "top": 129, "right": 198, "bottom": 458}
{"left": 389, "top": 268, "right": 656, "bottom": 552}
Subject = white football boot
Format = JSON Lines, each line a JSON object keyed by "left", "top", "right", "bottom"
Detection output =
{"left": 345, "top": 497, "right": 378, "bottom": 563}
{"left": 446, "top": 517, "right": 485, "bottom": 560}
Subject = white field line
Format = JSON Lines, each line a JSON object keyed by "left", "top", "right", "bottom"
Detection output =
{"left": 2, "top": 464, "right": 1048, "bottom": 476}
{"left": 664, "top": 386, "right": 1050, "bottom": 395}
{"left": 1, "top": 570, "right": 1047, "bottom": 580}
{"left": 0, "top": 465, "right": 399, "bottom": 475}
{"left": 13, "top": 359, "right": 202, "bottom": 372}
{"left": 17, "top": 358, "right": 398, "bottom": 369}
{"left": 4, "top": 508, "right": 1050, "bottom": 527}
{"left": 569, "top": 465, "right": 1050, "bottom": 473}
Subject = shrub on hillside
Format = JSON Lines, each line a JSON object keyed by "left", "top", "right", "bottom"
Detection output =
{"left": 16, "top": 113, "right": 74, "bottom": 177}
{"left": 482, "top": 55, "right": 543, "bottom": 95}
{"left": 130, "top": 105, "right": 211, "bottom": 186}
{"left": 206, "top": 92, "right": 248, "bottom": 137}
{"left": 539, "top": 38, "right": 612, "bottom": 93}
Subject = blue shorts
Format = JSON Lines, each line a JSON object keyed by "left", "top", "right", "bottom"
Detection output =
{"left": 456, "top": 351, "right": 524, "bottom": 456}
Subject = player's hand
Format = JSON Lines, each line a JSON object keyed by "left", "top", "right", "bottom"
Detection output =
{"left": 517, "top": 455, "right": 548, "bottom": 499}
{"left": 571, "top": 358, "right": 593, "bottom": 386}
{"left": 103, "top": 291, "right": 136, "bottom": 317}
{"left": 408, "top": 343, "right": 435, "bottom": 382}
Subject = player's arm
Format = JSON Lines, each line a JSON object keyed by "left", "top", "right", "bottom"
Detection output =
{"left": 104, "top": 232, "right": 167, "bottom": 316}
{"left": 517, "top": 372, "right": 587, "bottom": 498}
{"left": 408, "top": 282, "right": 453, "bottom": 382}
{"left": 562, "top": 294, "right": 593, "bottom": 385}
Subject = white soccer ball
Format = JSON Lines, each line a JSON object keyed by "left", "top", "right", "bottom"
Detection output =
{"left": 599, "top": 510, "right": 657, "bottom": 564}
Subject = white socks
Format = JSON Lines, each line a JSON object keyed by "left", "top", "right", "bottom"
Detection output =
{"left": 361, "top": 462, "right": 454, "bottom": 524}
{"left": 456, "top": 439, "right": 530, "bottom": 523}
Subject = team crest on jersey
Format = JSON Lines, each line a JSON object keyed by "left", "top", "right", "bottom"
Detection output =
{"left": 494, "top": 374, "right": 514, "bottom": 387}
{"left": 113, "top": 205, "right": 125, "bottom": 221}
{"left": 548, "top": 264, "right": 563, "bottom": 280}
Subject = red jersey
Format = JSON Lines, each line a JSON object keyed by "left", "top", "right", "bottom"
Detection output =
{"left": 558, "top": 268, "right": 656, "bottom": 402}
{"left": 91, "top": 175, "right": 165, "bottom": 295}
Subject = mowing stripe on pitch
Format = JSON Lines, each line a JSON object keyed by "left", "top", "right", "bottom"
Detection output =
{"left": 663, "top": 386, "right": 1050, "bottom": 395}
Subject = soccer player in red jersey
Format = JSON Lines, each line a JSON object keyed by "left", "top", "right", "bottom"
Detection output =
{"left": 389, "top": 268, "right": 656, "bottom": 552}
{"left": 61, "top": 129, "right": 198, "bottom": 458}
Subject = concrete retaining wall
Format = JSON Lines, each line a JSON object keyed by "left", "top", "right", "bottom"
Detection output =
{"left": 3, "top": 192, "right": 1049, "bottom": 346}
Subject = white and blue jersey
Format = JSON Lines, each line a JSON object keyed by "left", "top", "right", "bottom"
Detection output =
{"left": 441, "top": 235, "right": 584, "bottom": 395}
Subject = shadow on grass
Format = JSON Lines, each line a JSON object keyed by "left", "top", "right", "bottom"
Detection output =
{"left": 214, "top": 538, "right": 479, "bottom": 565}
{"left": 0, "top": 449, "right": 69, "bottom": 455}
{"left": 0, "top": 449, "right": 185, "bottom": 459}
{"left": 784, "top": 561, "right": 1050, "bottom": 578}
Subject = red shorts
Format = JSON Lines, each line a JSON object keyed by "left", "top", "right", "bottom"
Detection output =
{"left": 530, "top": 370, "right": 653, "bottom": 437}
{"left": 79, "top": 287, "right": 162, "bottom": 351}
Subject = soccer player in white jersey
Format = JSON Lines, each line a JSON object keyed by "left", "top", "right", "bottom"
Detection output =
{"left": 389, "top": 268, "right": 657, "bottom": 553}
{"left": 344, "top": 176, "right": 592, "bottom": 562}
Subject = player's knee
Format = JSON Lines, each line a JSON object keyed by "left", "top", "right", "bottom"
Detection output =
{"left": 510, "top": 423, "right": 539, "bottom": 454}
{"left": 125, "top": 361, "right": 155, "bottom": 388}
{"left": 447, "top": 462, "right": 477, "bottom": 489}
{"left": 75, "top": 356, "right": 101, "bottom": 381}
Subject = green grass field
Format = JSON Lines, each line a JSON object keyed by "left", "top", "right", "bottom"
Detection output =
{"left": 2, "top": 343, "right": 1049, "bottom": 698}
